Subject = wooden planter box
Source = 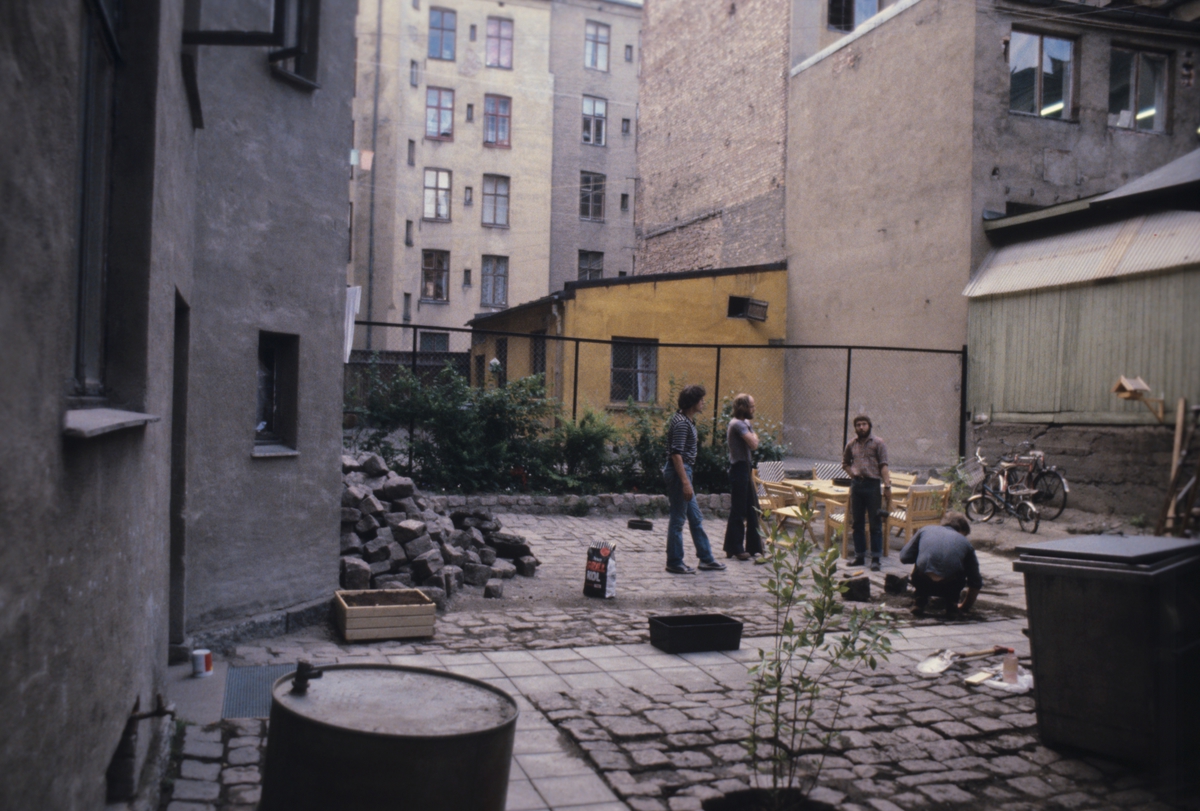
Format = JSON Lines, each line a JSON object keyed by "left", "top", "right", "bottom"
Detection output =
{"left": 334, "top": 590, "right": 436, "bottom": 642}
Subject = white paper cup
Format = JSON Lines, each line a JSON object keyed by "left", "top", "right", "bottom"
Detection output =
{"left": 191, "top": 648, "right": 213, "bottom": 678}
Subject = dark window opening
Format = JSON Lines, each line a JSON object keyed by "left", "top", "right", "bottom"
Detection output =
{"left": 466, "top": 102, "right": 474, "bottom": 122}
{"left": 407, "top": 139, "right": 415, "bottom": 165}
{"left": 419, "top": 331, "right": 449, "bottom": 352}
{"left": 727, "top": 296, "right": 768, "bottom": 321}
{"left": 580, "top": 172, "right": 605, "bottom": 221}
{"left": 494, "top": 338, "right": 508, "bottom": 386}
{"left": 463, "top": 268, "right": 472, "bottom": 286}
{"left": 469, "top": 23, "right": 476, "bottom": 41}
{"left": 624, "top": 44, "right": 633, "bottom": 62}
{"left": 405, "top": 219, "right": 414, "bottom": 246}
{"left": 474, "top": 353, "right": 485, "bottom": 387}
{"left": 269, "top": 0, "right": 321, "bottom": 89}
{"left": 620, "top": 193, "right": 629, "bottom": 212}
{"left": 464, "top": 185, "right": 473, "bottom": 206}
{"left": 828, "top": 0, "right": 879, "bottom": 32}
{"left": 578, "top": 250, "right": 603, "bottom": 281}
{"left": 531, "top": 330, "right": 546, "bottom": 376}
{"left": 610, "top": 339, "right": 657, "bottom": 403}
{"left": 410, "top": 59, "right": 419, "bottom": 86}
{"left": 403, "top": 292, "right": 412, "bottom": 321}
{"left": 422, "top": 249, "right": 450, "bottom": 300}
{"left": 621, "top": 117, "right": 630, "bottom": 134}
{"left": 256, "top": 332, "right": 299, "bottom": 448}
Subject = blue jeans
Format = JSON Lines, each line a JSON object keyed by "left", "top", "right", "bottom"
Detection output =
{"left": 851, "top": 477, "right": 884, "bottom": 560}
{"left": 664, "top": 463, "right": 716, "bottom": 568}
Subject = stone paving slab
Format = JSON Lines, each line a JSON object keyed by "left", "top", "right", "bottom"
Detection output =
{"left": 166, "top": 512, "right": 1193, "bottom": 811}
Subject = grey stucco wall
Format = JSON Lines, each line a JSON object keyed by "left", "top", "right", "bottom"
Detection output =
{"left": 0, "top": 0, "right": 195, "bottom": 807}
{"left": 549, "top": 0, "right": 642, "bottom": 291}
{"left": 185, "top": 0, "right": 353, "bottom": 630}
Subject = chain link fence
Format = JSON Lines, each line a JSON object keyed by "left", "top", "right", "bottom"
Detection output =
{"left": 346, "top": 323, "right": 966, "bottom": 473}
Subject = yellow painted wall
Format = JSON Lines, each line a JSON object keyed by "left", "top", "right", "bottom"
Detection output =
{"left": 472, "top": 270, "right": 788, "bottom": 427}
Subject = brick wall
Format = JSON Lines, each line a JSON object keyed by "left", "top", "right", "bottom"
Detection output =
{"left": 635, "top": 0, "right": 789, "bottom": 274}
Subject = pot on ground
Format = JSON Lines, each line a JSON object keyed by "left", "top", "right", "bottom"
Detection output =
{"left": 702, "top": 789, "right": 835, "bottom": 811}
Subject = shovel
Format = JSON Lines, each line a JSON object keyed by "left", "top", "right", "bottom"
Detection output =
{"left": 917, "top": 645, "right": 1014, "bottom": 675}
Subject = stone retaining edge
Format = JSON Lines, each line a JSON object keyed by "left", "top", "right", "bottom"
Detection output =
{"left": 425, "top": 492, "right": 733, "bottom": 518}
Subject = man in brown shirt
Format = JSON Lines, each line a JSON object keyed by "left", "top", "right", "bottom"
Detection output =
{"left": 842, "top": 414, "right": 891, "bottom": 570}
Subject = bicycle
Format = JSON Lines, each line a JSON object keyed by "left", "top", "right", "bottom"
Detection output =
{"left": 996, "top": 441, "right": 1068, "bottom": 520}
{"left": 964, "top": 448, "right": 1041, "bottom": 532}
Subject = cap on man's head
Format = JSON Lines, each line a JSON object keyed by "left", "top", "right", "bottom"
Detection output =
{"left": 853, "top": 414, "right": 872, "bottom": 429}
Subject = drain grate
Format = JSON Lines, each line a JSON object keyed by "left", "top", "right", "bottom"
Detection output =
{"left": 222, "top": 664, "right": 295, "bottom": 719}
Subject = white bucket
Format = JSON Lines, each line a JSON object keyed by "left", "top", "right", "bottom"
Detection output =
{"left": 191, "top": 648, "right": 213, "bottom": 678}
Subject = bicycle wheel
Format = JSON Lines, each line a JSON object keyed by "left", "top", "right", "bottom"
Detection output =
{"left": 965, "top": 494, "right": 996, "bottom": 523}
{"left": 1033, "top": 471, "right": 1067, "bottom": 520}
{"left": 1016, "top": 500, "right": 1040, "bottom": 533}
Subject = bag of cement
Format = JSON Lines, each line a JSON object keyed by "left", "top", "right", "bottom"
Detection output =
{"left": 583, "top": 541, "right": 616, "bottom": 599}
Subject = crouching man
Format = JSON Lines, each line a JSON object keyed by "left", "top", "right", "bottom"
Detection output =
{"left": 898, "top": 512, "right": 981, "bottom": 617}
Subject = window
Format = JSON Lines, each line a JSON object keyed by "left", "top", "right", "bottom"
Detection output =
{"left": 407, "top": 139, "right": 415, "bottom": 165}
{"left": 481, "top": 255, "right": 508, "bottom": 307}
{"left": 469, "top": 23, "right": 476, "bottom": 41}
{"left": 580, "top": 172, "right": 605, "bottom": 220}
{"left": 466, "top": 103, "right": 474, "bottom": 122}
{"left": 403, "top": 293, "right": 412, "bottom": 321}
{"left": 421, "top": 250, "right": 450, "bottom": 300}
{"left": 419, "top": 331, "right": 449, "bottom": 352}
{"left": 74, "top": 0, "right": 119, "bottom": 397}
{"left": 487, "top": 17, "right": 514, "bottom": 68}
{"left": 828, "top": 0, "right": 881, "bottom": 32}
{"left": 621, "top": 117, "right": 630, "bottom": 134}
{"left": 1009, "top": 32, "right": 1073, "bottom": 119}
{"left": 463, "top": 268, "right": 472, "bottom": 286}
{"left": 1109, "top": 48, "right": 1167, "bottom": 132}
{"left": 423, "top": 168, "right": 451, "bottom": 220}
{"left": 620, "top": 193, "right": 629, "bottom": 212}
{"left": 578, "top": 250, "right": 603, "bottom": 280}
{"left": 256, "top": 332, "right": 299, "bottom": 448}
{"left": 585, "top": 21, "right": 609, "bottom": 71}
{"left": 429, "top": 8, "right": 456, "bottom": 60}
{"left": 582, "top": 96, "right": 606, "bottom": 145}
{"left": 405, "top": 220, "right": 414, "bottom": 246}
{"left": 610, "top": 339, "right": 657, "bottom": 403}
{"left": 494, "top": 338, "right": 508, "bottom": 386}
{"left": 464, "top": 186, "right": 473, "bottom": 206}
{"left": 269, "top": 0, "right": 321, "bottom": 87}
{"left": 410, "top": 59, "right": 419, "bottom": 86}
{"left": 484, "top": 94, "right": 511, "bottom": 146}
{"left": 482, "top": 175, "right": 510, "bottom": 226}
{"left": 425, "top": 87, "right": 454, "bottom": 139}
{"left": 624, "top": 44, "right": 633, "bottom": 62}
{"left": 530, "top": 331, "right": 547, "bottom": 375}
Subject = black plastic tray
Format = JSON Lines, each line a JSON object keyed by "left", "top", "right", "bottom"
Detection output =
{"left": 649, "top": 614, "right": 743, "bottom": 654}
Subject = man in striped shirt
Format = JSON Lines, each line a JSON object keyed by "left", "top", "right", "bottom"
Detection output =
{"left": 663, "top": 385, "right": 726, "bottom": 574}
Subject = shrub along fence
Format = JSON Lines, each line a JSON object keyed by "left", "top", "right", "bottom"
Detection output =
{"left": 346, "top": 322, "right": 968, "bottom": 495}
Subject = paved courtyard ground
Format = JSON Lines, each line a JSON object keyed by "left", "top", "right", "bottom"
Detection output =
{"left": 162, "top": 513, "right": 1193, "bottom": 811}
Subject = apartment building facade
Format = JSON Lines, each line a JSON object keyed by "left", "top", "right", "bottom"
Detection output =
{"left": 351, "top": 0, "right": 642, "bottom": 355}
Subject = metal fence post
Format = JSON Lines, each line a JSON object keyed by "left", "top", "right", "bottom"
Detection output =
{"left": 842, "top": 347, "right": 853, "bottom": 450}
{"left": 409, "top": 325, "right": 417, "bottom": 475}
{"left": 959, "top": 343, "right": 969, "bottom": 460}
{"left": 712, "top": 346, "right": 722, "bottom": 445}
{"left": 571, "top": 339, "right": 580, "bottom": 422}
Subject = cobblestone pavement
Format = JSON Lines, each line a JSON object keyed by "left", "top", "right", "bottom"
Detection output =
{"left": 162, "top": 514, "right": 1190, "bottom": 811}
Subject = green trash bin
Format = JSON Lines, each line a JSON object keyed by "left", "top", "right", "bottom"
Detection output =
{"left": 1013, "top": 536, "right": 1200, "bottom": 793}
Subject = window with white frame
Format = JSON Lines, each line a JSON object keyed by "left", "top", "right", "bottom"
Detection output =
{"left": 1108, "top": 47, "right": 1167, "bottom": 132}
{"left": 1009, "top": 31, "right": 1074, "bottom": 119}
{"left": 582, "top": 96, "right": 606, "bottom": 145}
{"left": 481, "top": 255, "right": 508, "bottom": 307}
{"left": 584, "top": 21, "right": 609, "bottom": 71}
{"left": 423, "top": 168, "right": 451, "bottom": 220}
{"left": 482, "top": 175, "right": 509, "bottom": 226}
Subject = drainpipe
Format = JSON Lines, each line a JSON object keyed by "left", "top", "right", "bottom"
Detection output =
{"left": 364, "top": 0, "right": 383, "bottom": 349}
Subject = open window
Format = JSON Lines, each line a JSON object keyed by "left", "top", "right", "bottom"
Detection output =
{"left": 1009, "top": 31, "right": 1074, "bottom": 119}
{"left": 255, "top": 332, "right": 299, "bottom": 452}
{"left": 1108, "top": 47, "right": 1168, "bottom": 132}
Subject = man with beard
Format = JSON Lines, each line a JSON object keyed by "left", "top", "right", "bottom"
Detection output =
{"left": 842, "top": 414, "right": 891, "bottom": 571}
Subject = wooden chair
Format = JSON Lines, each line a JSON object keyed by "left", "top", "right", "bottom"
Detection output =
{"left": 822, "top": 494, "right": 849, "bottom": 555}
{"left": 888, "top": 484, "right": 945, "bottom": 546}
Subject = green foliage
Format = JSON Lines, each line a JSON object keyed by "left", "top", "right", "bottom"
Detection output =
{"left": 943, "top": 457, "right": 978, "bottom": 512}
{"left": 1130, "top": 513, "right": 1147, "bottom": 528}
{"left": 348, "top": 361, "right": 794, "bottom": 495}
{"left": 746, "top": 502, "right": 897, "bottom": 796}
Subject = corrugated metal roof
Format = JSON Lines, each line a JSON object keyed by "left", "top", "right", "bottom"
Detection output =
{"left": 963, "top": 210, "right": 1200, "bottom": 298}
{"left": 1096, "top": 147, "right": 1200, "bottom": 204}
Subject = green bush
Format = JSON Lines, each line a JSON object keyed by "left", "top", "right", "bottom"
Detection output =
{"left": 349, "top": 361, "right": 792, "bottom": 495}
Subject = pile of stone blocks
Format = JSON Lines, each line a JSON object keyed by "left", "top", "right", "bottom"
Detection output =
{"left": 339, "top": 452, "right": 540, "bottom": 607}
